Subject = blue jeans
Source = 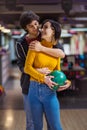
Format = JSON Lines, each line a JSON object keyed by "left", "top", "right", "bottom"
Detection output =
{"left": 28, "top": 81, "right": 63, "bottom": 130}
{"left": 23, "top": 94, "right": 51, "bottom": 130}
{"left": 23, "top": 94, "right": 34, "bottom": 130}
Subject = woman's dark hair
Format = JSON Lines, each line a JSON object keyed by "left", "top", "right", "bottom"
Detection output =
{"left": 42, "top": 19, "right": 61, "bottom": 40}
{"left": 20, "top": 10, "right": 40, "bottom": 30}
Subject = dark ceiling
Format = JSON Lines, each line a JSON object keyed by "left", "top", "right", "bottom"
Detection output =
{"left": 0, "top": 0, "right": 87, "bottom": 27}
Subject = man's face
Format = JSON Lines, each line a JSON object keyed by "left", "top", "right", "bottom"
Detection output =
{"left": 26, "top": 20, "right": 39, "bottom": 37}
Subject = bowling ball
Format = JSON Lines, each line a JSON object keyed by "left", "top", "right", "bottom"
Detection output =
{"left": 49, "top": 70, "right": 67, "bottom": 90}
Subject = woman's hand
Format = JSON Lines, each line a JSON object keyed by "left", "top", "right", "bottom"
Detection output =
{"left": 57, "top": 80, "right": 71, "bottom": 92}
{"left": 44, "top": 75, "right": 58, "bottom": 89}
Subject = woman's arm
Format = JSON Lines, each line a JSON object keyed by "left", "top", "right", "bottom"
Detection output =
{"left": 57, "top": 80, "right": 71, "bottom": 92}
{"left": 39, "top": 46, "right": 65, "bottom": 58}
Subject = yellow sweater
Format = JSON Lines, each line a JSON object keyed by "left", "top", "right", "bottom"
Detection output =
{"left": 24, "top": 40, "right": 61, "bottom": 83}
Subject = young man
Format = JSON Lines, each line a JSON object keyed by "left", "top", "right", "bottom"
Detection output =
{"left": 16, "top": 11, "right": 70, "bottom": 130}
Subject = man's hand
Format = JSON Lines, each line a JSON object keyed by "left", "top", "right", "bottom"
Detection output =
{"left": 36, "top": 67, "right": 51, "bottom": 75}
{"left": 57, "top": 80, "right": 71, "bottom": 92}
{"left": 29, "top": 40, "right": 42, "bottom": 52}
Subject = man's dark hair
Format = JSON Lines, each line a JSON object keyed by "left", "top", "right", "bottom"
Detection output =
{"left": 42, "top": 19, "right": 61, "bottom": 40}
{"left": 20, "top": 10, "right": 40, "bottom": 30}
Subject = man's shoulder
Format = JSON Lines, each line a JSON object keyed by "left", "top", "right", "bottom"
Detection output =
{"left": 54, "top": 42, "right": 62, "bottom": 48}
{"left": 53, "top": 43, "right": 64, "bottom": 51}
{"left": 17, "top": 34, "right": 27, "bottom": 45}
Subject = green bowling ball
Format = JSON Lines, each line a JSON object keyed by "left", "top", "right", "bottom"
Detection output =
{"left": 49, "top": 70, "right": 67, "bottom": 90}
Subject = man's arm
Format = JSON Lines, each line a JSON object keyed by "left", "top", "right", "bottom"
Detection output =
{"left": 15, "top": 42, "right": 26, "bottom": 72}
{"left": 29, "top": 41, "right": 65, "bottom": 58}
{"left": 40, "top": 46, "right": 65, "bottom": 58}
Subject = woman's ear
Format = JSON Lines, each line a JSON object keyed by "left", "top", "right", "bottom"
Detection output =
{"left": 53, "top": 30, "right": 55, "bottom": 35}
{"left": 51, "top": 36, "right": 56, "bottom": 45}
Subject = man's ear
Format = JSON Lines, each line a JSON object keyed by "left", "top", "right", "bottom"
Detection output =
{"left": 25, "top": 28, "right": 27, "bottom": 31}
{"left": 24, "top": 26, "right": 28, "bottom": 31}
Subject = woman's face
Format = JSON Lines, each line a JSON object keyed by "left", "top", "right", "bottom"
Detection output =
{"left": 41, "top": 22, "right": 55, "bottom": 42}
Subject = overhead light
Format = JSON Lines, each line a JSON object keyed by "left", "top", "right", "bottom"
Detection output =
{"left": 61, "top": 29, "right": 72, "bottom": 37}
{"left": 0, "top": 25, "right": 11, "bottom": 33}
{"left": 72, "top": 17, "right": 87, "bottom": 21}
{"left": 75, "top": 24, "right": 84, "bottom": 28}
{"left": 0, "top": 25, "right": 4, "bottom": 31}
{"left": 61, "top": 33, "right": 72, "bottom": 38}
{"left": 2, "top": 29, "right": 11, "bottom": 33}
{"left": 70, "top": 28, "right": 87, "bottom": 32}
{"left": 61, "top": 29, "right": 68, "bottom": 33}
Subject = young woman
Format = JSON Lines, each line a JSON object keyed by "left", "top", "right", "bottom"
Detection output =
{"left": 24, "top": 19, "right": 71, "bottom": 130}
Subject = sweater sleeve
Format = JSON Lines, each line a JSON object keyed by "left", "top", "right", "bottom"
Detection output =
{"left": 24, "top": 49, "right": 45, "bottom": 83}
